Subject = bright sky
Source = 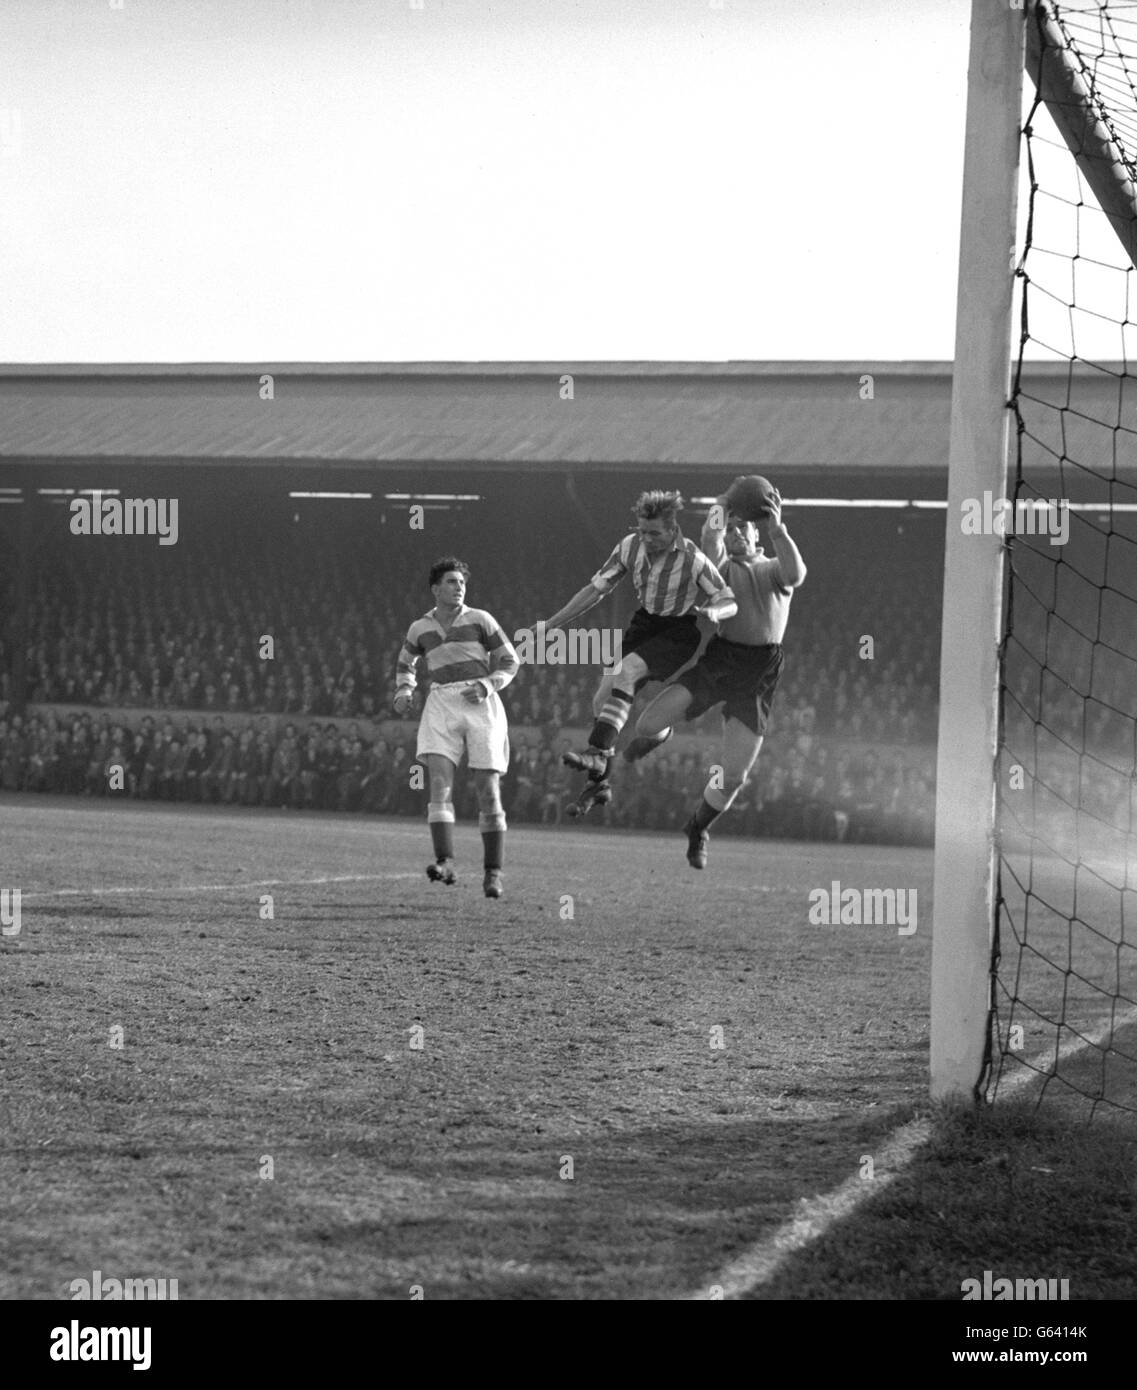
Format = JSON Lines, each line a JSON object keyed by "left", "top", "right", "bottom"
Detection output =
{"left": 0, "top": 0, "right": 1024, "bottom": 363}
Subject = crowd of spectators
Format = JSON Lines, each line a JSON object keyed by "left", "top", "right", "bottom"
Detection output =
{"left": 0, "top": 499, "right": 950, "bottom": 843}
{"left": 5, "top": 513, "right": 943, "bottom": 737}
{"left": 0, "top": 702, "right": 936, "bottom": 845}
{"left": 1, "top": 487, "right": 1129, "bottom": 849}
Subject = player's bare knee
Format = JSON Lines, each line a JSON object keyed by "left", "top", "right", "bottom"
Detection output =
{"left": 474, "top": 773, "right": 501, "bottom": 812}
{"left": 617, "top": 653, "right": 647, "bottom": 689}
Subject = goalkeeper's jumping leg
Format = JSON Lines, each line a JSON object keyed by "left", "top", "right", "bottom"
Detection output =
{"left": 682, "top": 717, "right": 764, "bottom": 870}
{"left": 623, "top": 680, "right": 692, "bottom": 763}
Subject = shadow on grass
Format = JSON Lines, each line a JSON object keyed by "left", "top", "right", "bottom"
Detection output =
{"left": 291, "top": 1103, "right": 925, "bottom": 1299}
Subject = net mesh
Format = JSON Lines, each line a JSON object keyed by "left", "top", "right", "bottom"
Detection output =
{"left": 990, "top": 0, "right": 1137, "bottom": 1119}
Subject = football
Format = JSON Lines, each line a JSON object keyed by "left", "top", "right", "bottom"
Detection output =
{"left": 725, "top": 474, "right": 778, "bottom": 522}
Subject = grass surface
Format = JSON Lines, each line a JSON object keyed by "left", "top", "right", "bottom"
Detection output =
{"left": 1, "top": 795, "right": 1132, "bottom": 1300}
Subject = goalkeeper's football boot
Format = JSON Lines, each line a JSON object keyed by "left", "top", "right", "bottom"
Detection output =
{"left": 483, "top": 868, "right": 504, "bottom": 899}
{"left": 426, "top": 858, "right": 457, "bottom": 885}
{"left": 622, "top": 727, "right": 673, "bottom": 763}
{"left": 683, "top": 815, "right": 709, "bottom": 870}
{"left": 562, "top": 747, "right": 611, "bottom": 777}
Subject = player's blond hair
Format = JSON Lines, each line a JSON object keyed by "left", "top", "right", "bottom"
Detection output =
{"left": 632, "top": 490, "right": 684, "bottom": 529}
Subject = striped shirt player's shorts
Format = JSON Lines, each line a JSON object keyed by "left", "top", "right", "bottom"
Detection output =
{"left": 622, "top": 609, "right": 703, "bottom": 683}
{"left": 416, "top": 681, "right": 510, "bottom": 773}
{"left": 675, "top": 637, "right": 785, "bottom": 736}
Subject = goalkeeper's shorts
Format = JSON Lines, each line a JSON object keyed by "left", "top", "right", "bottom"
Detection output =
{"left": 675, "top": 638, "right": 784, "bottom": 736}
{"left": 416, "top": 682, "right": 510, "bottom": 773}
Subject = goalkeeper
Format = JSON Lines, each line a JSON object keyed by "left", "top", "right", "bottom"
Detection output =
{"left": 623, "top": 480, "right": 806, "bottom": 869}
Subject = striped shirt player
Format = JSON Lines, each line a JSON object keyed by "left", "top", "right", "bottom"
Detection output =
{"left": 393, "top": 556, "right": 519, "bottom": 898}
{"left": 626, "top": 481, "right": 807, "bottom": 870}
{"left": 532, "top": 490, "right": 737, "bottom": 812}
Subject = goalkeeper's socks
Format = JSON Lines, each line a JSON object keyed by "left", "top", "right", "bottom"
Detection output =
{"left": 691, "top": 796, "right": 722, "bottom": 834}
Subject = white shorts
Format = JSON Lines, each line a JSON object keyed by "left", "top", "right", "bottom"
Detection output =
{"left": 416, "top": 682, "right": 510, "bottom": 773}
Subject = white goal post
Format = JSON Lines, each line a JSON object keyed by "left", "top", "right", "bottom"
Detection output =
{"left": 931, "top": 0, "right": 1137, "bottom": 1102}
{"left": 930, "top": 0, "right": 1025, "bottom": 1102}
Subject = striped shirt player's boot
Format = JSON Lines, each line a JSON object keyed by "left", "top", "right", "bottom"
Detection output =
{"left": 565, "top": 772, "right": 613, "bottom": 819}
{"left": 483, "top": 868, "right": 504, "bottom": 899}
{"left": 426, "top": 859, "right": 457, "bottom": 885}
{"left": 561, "top": 747, "right": 611, "bottom": 777}
{"left": 562, "top": 745, "right": 614, "bottom": 819}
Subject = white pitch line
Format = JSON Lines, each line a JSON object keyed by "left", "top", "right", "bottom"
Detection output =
{"left": 991, "top": 1004, "right": 1137, "bottom": 1096}
{"left": 691, "top": 1007, "right": 1137, "bottom": 1300}
{"left": 689, "top": 1116, "right": 930, "bottom": 1300}
{"left": 19, "top": 872, "right": 421, "bottom": 899}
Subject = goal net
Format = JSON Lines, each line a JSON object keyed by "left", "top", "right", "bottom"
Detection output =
{"left": 987, "top": 0, "right": 1137, "bottom": 1118}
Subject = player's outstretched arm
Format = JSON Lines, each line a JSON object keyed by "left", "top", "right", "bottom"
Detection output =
{"left": 541, "top": 583, "right": 606, "bottom": 632}
{"left": 765, "top": 492, "right": 807, "bottom": 588}
{"left": 540, "top": 536, "right": 628, "bottom": 631}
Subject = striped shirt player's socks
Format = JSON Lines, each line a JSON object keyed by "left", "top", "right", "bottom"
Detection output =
{"left": 479, "top": 811, "right": 506, "bottom": 870}
{"left": 588, "top": 689, "right": 633, "bottom": 756}
{"left": 428, "top": 802, "right": 456, "bottom": 861}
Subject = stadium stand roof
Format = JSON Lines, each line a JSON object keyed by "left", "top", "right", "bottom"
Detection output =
{"left": 0, "top": 361, "right": 1130, "bottom": 479}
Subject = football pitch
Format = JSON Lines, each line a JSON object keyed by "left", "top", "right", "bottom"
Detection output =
{"left": 2, "top": 796, "right": 1134, "bottom": 1301}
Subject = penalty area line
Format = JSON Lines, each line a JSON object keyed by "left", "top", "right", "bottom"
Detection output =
{"left": 20, "top": 872, "right": 422, "bottom": 899}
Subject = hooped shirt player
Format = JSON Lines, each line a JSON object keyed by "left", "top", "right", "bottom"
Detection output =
{"left": 394, "top": 569, "right": 519, "bottom": 896}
